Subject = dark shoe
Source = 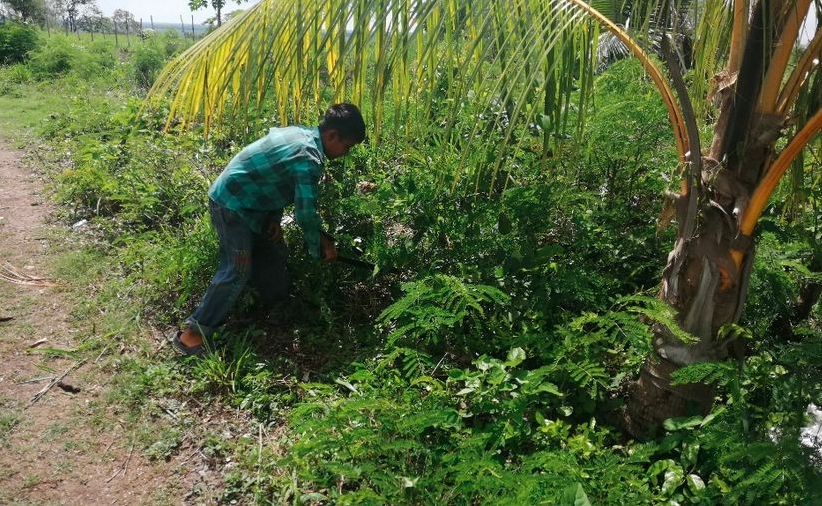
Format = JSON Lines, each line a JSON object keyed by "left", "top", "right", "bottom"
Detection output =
{"left": 170, "top": 330, "right": 207, "bottom": 358}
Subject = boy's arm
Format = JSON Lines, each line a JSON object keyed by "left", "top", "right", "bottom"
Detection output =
{"left": 293, "top": 166, "right": 324, "bottom": 260}
{"left": 320, "top": 231, "right": 338, "bottom": 262}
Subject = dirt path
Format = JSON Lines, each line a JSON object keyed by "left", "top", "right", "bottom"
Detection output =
{"left": 0, "top": 141, "right": 194, "bottom": 504}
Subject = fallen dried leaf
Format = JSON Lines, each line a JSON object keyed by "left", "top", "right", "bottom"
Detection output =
{"left": 0, "top": 262, "right": 57, "bottom": 286}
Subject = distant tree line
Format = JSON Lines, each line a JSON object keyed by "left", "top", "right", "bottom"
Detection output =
{"left": 1, "top": 0, "right": 250, "bottom": 34}
{"left": 0, "top": 0, "right": 215, "bottom": 35}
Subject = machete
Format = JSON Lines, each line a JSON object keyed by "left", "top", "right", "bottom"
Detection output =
{"left": 336, "top": 255, "right": 375, "bottom": 270}
{"left": 321, "top": 231, "right": 375, "bottom": 270}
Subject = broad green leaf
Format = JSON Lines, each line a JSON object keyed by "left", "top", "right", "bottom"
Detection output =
{"left": 505, "top": 346, "right": 526, "bottom": 366}
{"left": 560, "top": 483, "right": 592, "bottom": 506}
{"left": 686, "top": 474, "right": 706, "bottom": 493}
{"left": 662, "top": 465, "right": 684, "bottom": 495}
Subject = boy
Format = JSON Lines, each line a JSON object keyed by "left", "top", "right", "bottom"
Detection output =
{"left": 172, "top": 103, "right": 367, "bottom": 356}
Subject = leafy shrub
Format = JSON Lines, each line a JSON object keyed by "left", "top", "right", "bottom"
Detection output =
{"left": 51, "top": 98, "right": 210, "bottom": 228}
{"left": 130, "top": 43, "right": 164, "bottom": 88}
{"left": 24, "top": 36, "right": 121, "bottom": 83}
{"left": 0, "top": 62, "right": 32, "bottom": 95}
{"left": 72, "top": 40, "right": 118, "bottom": 80}
{"left": 744, "top": 228, "right": 818, "bottom": 340}
{"left": 127, "top": 32, "right": 190, "bottom": 89}
{"left": 156, "top": 30, "right": 190, "bottom": 58}
{"left": 0, "top": 22, "right": 40, "bottom": 65}
{"left": 275, "top": 344, "right": 655, "bottom": 504}
{"left": 376, "top": 274, "right": 510, "bottom": 354}
{"left": 1, "top": 61, "right": 32, "bottom": 82}
{"left": 27, "top": 36, "right": 77, "bottom": 79}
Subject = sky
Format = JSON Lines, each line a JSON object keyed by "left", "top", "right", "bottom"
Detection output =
{"left": 94, "top": 0, "right": 243, "bottom": 25}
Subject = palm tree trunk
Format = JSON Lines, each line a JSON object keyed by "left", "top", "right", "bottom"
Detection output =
{"left": 623, "top": 355, "right": 715, "bottom": 439}
{"left": 624, "top": 158, "right": 756, "bottom": 439}
{"left": 623, "top": 2, "right": 782, "bottom": 438}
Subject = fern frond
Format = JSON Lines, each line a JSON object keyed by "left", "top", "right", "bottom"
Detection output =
{"left": 617, "top": 294, "right": 698, "bottom": 345}
{"left": 671, "top": 361, "right": 736, "bottom": 387}
{"left": 375, "top": 274, "right": 510, "bottom": 348}
{"left": 564, "top": 359, "right": 609, "bottom": 396}
{"left": 374, "top": 346, "right": 436, "bottom": 383}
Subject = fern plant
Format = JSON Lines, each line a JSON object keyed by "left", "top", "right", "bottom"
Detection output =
{"left": 376, "top": 274, "right": 510, "bottom": 353}
{"left": 515, "top": 295, "right": 664, "bottom": 420}
{"left": 650, "top": 404, "right": 821, "bottom": 505}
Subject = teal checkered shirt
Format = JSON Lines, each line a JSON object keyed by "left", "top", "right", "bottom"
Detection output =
{"left": 208, "top": 125, "right": 326, "bottom": 259}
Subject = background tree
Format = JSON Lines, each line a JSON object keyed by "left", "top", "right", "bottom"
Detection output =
{"left": 188, "top": 0, "right": 246, "bottom": 27}
{"left": 1, "top": 0, "right": 47, "bottom": 23}
{"left": 49, "top": 0, "right": 92, "bottom": 32}
{"left": 147, "top": 0, "right": 822, "bottom": 439}
{"left": 76, "top": 3, "right": 105, "bottom": 33}
{"left": 111, "top": 8, "right": 137, "bottom": 35}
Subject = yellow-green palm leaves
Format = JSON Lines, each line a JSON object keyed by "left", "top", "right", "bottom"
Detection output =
{"left": 148, "top": 0, "right": 822, "bottom": 208}
{"left": 148, "top": 1, "right": 613, "bottom": 155}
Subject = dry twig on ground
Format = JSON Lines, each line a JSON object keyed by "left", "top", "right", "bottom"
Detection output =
{"left": 0, "top": 262, "right": 57, "bottom": 287}
{"left": 29, "top": 359, "right": 87, "bottom": 405}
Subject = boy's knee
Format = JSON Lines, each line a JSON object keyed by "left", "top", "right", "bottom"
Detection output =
{"left": 231, "top": 250, "right": 253, "bottom": 273}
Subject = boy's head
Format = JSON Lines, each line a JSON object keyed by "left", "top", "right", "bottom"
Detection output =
{"left": 319, "top": 103, "right": 366, "bottom": 160}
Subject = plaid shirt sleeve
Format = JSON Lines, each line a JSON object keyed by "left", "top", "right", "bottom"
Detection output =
{"left": 293, "top": 163, "right": 323, "bottom": 259}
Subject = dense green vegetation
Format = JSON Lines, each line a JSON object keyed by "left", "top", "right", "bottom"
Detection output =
{"left": 2, "top": 22, "right": 821, "bottom": 504}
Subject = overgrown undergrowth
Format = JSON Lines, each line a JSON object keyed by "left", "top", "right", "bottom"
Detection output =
{"left": 2, "top": 29, "right": 821, "bottom": 504}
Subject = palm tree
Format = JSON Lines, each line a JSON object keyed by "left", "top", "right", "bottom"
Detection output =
{"left": 147, "top": 0, "right": 822, "bottom": 438}
{"left": 622, "top": 0, "right": 822, "bottom": 438}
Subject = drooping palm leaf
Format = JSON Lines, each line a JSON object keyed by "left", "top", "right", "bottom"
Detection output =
{"left": 148, "top": 0, "right": 822, "bottom": 212}
{"left": 148, "top": 0, "right": 682, "bottom": 175}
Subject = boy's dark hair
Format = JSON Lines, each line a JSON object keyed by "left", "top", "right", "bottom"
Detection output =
{"left": 319, "top": 103, "right": 366, "bottom": 143}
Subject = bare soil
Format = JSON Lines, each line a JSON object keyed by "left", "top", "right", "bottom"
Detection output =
{"left": 0, "top": 141, "right": 223, "bottom": 504}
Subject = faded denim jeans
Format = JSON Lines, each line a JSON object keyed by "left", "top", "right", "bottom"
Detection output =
{"left": 186, "top": 199, "right": 290, "bottom": 338}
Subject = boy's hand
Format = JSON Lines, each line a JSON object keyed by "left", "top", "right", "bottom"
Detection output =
{"left": 320, "top": 231, "right": 338, "bottom": 262}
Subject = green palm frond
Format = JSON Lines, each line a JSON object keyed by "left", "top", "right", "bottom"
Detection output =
{"left": 147, "top": 0, "right": 822, "bottom": 212}
{"left": 690, "top": 0, "right": 733, "bottom": 119}
{"left": 148, "top": 0, "right": 678, "bottom": 168}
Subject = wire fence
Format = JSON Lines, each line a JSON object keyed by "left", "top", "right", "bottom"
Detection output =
{"left": 44, "top": 15, "right": 209, "bottom": 47}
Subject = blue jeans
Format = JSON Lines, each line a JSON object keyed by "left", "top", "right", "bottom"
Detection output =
{"left": 186, "top": 200, "right": 291, "bottom": 338}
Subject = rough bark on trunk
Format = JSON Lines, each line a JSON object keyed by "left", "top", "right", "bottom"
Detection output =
{"left": 621, "top": 0, "right": 818, "bottom": 440}
{"left": 624, "top": 158, "right": 756, "bottom": 440}
{"left": 623, "top": 355, "right": 715, "bottom": 440}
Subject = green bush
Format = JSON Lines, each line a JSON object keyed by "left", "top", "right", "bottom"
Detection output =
{"left": 130, "top": 43, "right": 164, "bottom": 88}
{"left": 72, "top": 40, "right": 118, "bottom": 80}
{"left": 122, "top": 30, "right": 193, "bottom": 89}
{"left": 157, "top": 30, "right": 190, "bottom": 58}
{"left": 376, "top": 274, "right": 511, "bottom": 354}
{"left": 0, "top": 22, "right": 40, "bottom": 65}
{"left": 0, "top": 62, "right": 33, "bottom": 95}
{"left": 27, "top": 36, "right": 77, "bottom": 79}
{"left": 25, "top": 36, "right": 122, "bottom": 82}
